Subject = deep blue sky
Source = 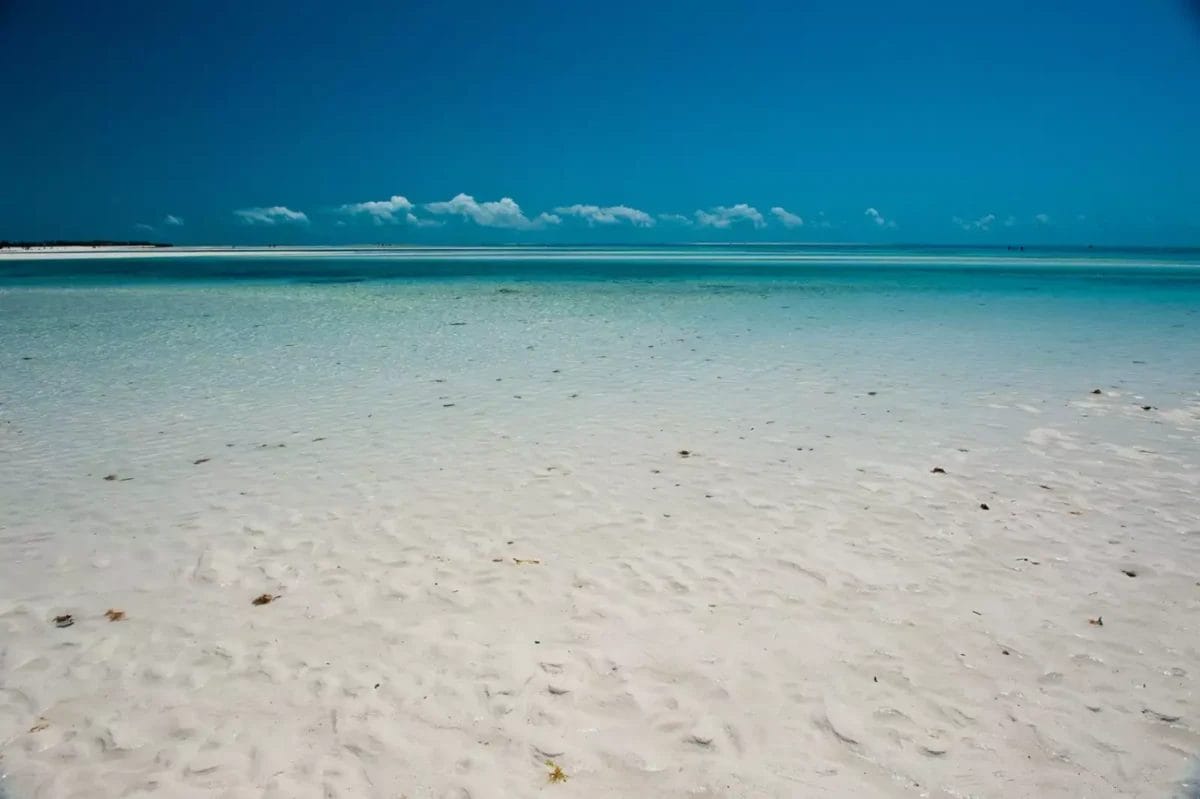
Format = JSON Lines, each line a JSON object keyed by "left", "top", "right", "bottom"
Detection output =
{"left": 2, "top": 1, "right": 1199, "bottom": 245}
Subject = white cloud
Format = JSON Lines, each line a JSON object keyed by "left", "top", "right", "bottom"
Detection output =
{"left": 694, "top": 203, "right": 766, "bottom": 229}
{"left": 164, "top": 214, "right": 183, "bottom": 226}
{"left": 814, "top": 211, "right": 833, "bottom": 229}
{"left": 864, "top": 207, "right": 897, "bottom": 229}
{"left": 1034, "top": 213, "right": 1051, "bottom": 225}
{"left": 424, "top": 193, "right": 559, "bottom": 230}
{"left": 770, "top": 207, "right": 804, "bottom": 228}
{"left": 134, "top": 222, "right": 155, "bottom": 232}
{"left": 657, "top": 213, "right": 694, "bottom": 225}
{"left": 554, "top": 204, "right": 655, "bottom": 227}
{"left": 953, "top": 213, "right": 997, "bottom": 231}
{"left": 1003, "top": 215, "right": 1017, "bottom": 227}
{"left": 338, "top": 195, "right": 419, "bottom": 225}
{"left": 234, "top": 206, "right": 309, "bottom": 225}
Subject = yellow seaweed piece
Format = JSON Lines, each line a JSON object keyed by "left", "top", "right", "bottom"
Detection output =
{"left": 546, "top": 760, "right": 568, "bottom": 783}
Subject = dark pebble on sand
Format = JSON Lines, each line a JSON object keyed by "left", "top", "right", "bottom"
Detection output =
{"left": 1122, "top": 569, "right": 1137, "bottom": 578}
{"left": 678, "top": 450, "right": 691, "bottom": 457}
{"left": 931, "top": 467, "right": 946, "bottom": 474}
{"left": 53, "top": 614, "right": 74, "bottom": 628}
{"left": 1091, "top": 389, "right": 1103, "bottom": 395}
{"left": 979, "top": 503, "right": 990, "bottom": 510}
{"left": 193, "top": 457, "right": 210, "bottom": 465}
{"left": 103, "top": 474, "right": 117, "bottom": 481}
{"left": 1141, "top": 405, "right": 1154, "bottom": 411}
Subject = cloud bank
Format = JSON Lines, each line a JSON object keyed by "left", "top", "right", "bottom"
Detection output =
{"left": 953, "top": 213, "right": 997, "bottom": 231}
{"left": 234, "top": 206, "right": 309, "bottom": 225}
{"left": 657, "top": 213, "right": 694, "bottom": 225}
{"left": 337, "top": 195, "right": 416, "bottom": 224}
{"left": 164, "top": 214, "right": 183, "bottom": 226}
{"left": 864, "top": 207, "right": 897, "bottom": 229}
{"left": 770, "top": 207, "right": 804, "bottom": 228}
{"left": 425, "top": 194, "right": 560, "bottom": 230}
{"left": 695, "top": 203, "right": 765, "bottom": 229}
{"left": 554, "top": 204, "right": 655, "bottom": 227}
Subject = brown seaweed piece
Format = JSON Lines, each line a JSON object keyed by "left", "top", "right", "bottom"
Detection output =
{"left": 546, "top": 760, "right": 568, "bottom": 784}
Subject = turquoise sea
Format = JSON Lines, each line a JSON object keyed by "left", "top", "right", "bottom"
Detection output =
{"left": 4, "top": 244, "right": 1200, "bottom": 285}
{"left": 5, "top": 245, "right": 1199, "bottom": 394}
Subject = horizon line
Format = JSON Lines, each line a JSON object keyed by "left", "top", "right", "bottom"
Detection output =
{"left": 4, "top": 241, "right": 1200, "bottom": 251}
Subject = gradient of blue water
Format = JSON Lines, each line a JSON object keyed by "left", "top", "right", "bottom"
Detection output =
{"left": 4, "top": 247, "right": 1198, "bottom": 392}
{"left": 3, "top": 246, "right": 1200, "bottom": 291}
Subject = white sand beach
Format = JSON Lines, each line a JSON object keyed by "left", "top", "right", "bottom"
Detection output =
{"left": 1, "top": 275, "right": 1198, "bottom": 798}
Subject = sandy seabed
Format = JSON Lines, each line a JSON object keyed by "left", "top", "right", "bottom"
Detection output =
{"left": 1, "top": 277, "right": 1198, "bottom": 798}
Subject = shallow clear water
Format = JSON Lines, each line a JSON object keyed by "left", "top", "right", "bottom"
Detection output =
{"left": 5, "top": 247, "right": 1199, "bottom": 399}
{"left": 3, "top": 244, "right": 1200, "bottom": 284}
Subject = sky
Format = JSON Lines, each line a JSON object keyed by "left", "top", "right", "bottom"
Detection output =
{"left": 2, "top": 0, "right": 1199, "bottom": 246}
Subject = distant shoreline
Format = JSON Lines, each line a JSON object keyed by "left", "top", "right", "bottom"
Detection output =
{"left": 0, "top": 241, "right": 171, "bottom": 250}
{"left": 1, "top": 244, "right": 1198, "bottom": 269}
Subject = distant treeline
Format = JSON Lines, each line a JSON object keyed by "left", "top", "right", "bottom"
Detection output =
{"left": 0, "top": 240, "right": 173, "bottom": 249}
